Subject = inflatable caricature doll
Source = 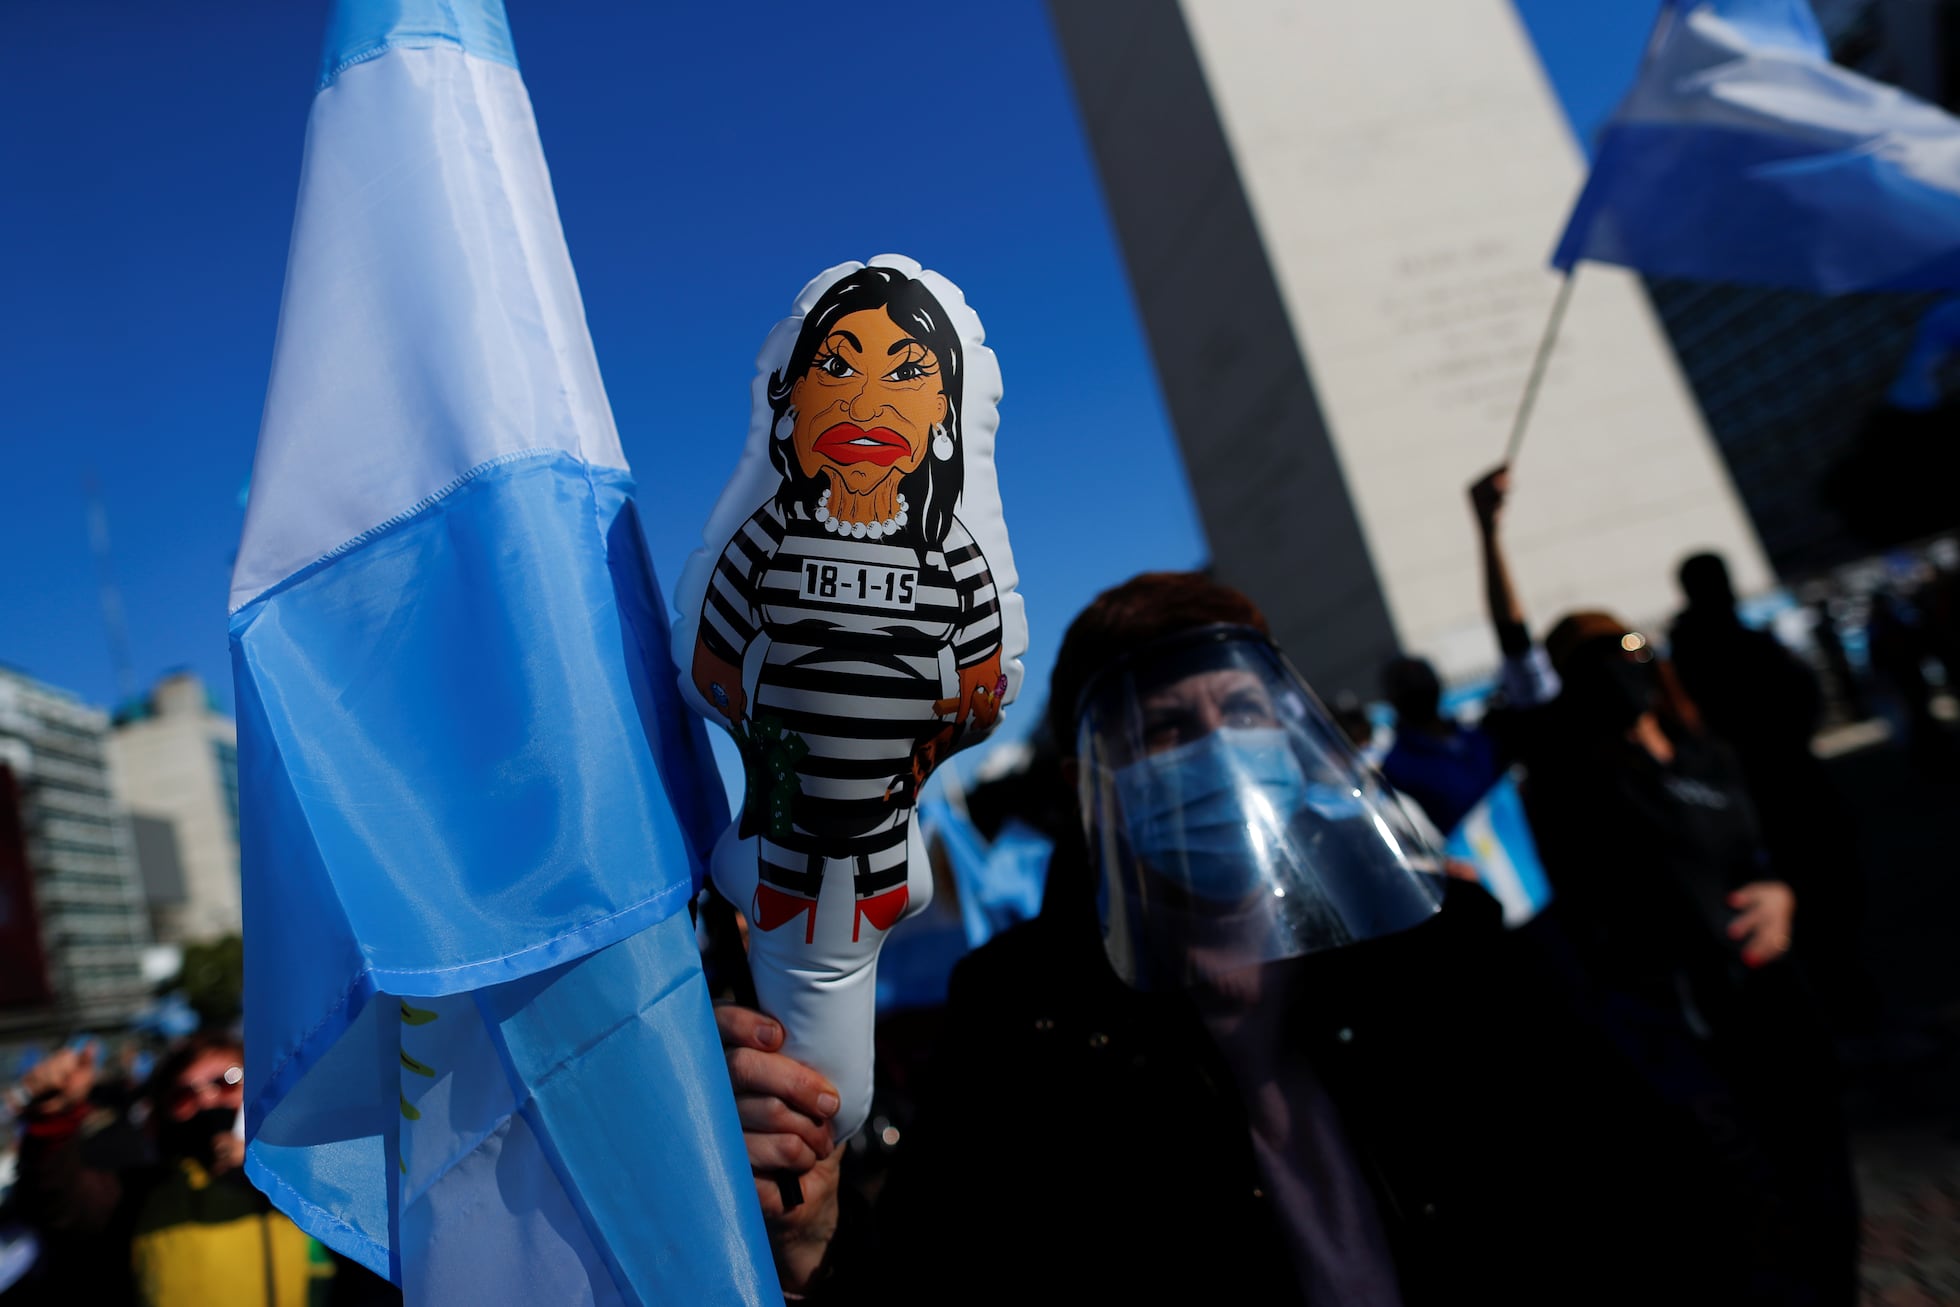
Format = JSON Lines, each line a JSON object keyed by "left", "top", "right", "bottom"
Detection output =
{"left": 675, "top": 257, "right": 1025, "bottom": 1141}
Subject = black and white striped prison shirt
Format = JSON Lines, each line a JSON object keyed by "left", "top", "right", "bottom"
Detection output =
{"left": 700, "top": 497, "right": 1002, "bottom": 860}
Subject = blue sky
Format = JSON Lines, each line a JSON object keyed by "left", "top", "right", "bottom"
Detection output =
{"left": 0, "top": 1, "right": 1660, "bottom": 757}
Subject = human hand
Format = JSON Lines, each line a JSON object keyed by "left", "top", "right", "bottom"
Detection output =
{"left": 20, "top": 1044, "right": 96, "bottom": 1117}
{"left": 715, "top": 1003, "right": 843, "bottom": 1293}
{"left": 1726, "top": 881, "right": 1796, "bottom": 968}
{"left": 210, "top": 1131, "right": 247, "bottom": 1175}
{"left": 1469, "top": 466, "right": 1510, "bottom": 534}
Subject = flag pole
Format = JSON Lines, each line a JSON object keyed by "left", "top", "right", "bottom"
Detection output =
{"left": 1501, "top": 269, "right": 1576, "bottom": 467}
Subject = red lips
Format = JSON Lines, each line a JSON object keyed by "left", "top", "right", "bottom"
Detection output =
{"left": 813, "top": 423, "right": 912, "bottom": 468}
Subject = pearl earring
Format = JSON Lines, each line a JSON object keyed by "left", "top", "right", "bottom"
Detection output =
{"left": 776, "top": 406, "right": 796, "bottom": 440}
{"left": 931, "top": 423, "right": 953, "bottom": 461}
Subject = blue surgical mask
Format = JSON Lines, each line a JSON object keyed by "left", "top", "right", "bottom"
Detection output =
{"left": 1114, "top": 727, "right": 1311, "bottom": 902}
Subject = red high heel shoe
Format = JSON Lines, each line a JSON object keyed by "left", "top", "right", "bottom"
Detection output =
{"left": 852, "top": 885, "right": 909, "bottom": 943}
{"left": 753, "top": 884, "right": 818, "bottom": 945}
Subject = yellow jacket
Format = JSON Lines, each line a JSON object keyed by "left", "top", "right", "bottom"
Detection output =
{"left": 130, "top": 1159, "right": 333, "bottom": 1307}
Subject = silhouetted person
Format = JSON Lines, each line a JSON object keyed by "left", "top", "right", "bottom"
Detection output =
{"left": 1670, "top": 553, "right": 1870, "bottom": 1031}
{"left": 1866, "top": 590, "right": 1951, "bottom": 770}
{"left": 1808, "top": 598, "right": 1868, "bottom": 723}
{"left": 1472, "top": 475, "right": 1857, "bottom": 1307}
{"left": 1921, "top": 566, "right": 1960, "bottom": 704}
{"left": 1329, "top": 694, "right": 1377, "bottom": 757}
{"left": 8, "top": 1035, "right": 398, "bottom": 1306}
{"left": 1378, "top": 657, "right": 1499, "bottom": 834}
{"left": 1670, "top": 554, "right": 1822, "bottom": 761}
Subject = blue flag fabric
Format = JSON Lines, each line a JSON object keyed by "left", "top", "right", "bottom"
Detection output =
{"left": 872, "top": 798, "right": 982, "bottom": 1014}
{"left": 959, "top": 819, "right": 1051, "bottom": 948}
{"left": 230, "top": 2, "right": 777, "bottom": 1301}
{"left": 871, "top": 905, "right": 968, "bottom": 1016}
{"left": 1553, "top": 0, "right": 1960, "bottom": 293}
{"left": 1444, "top": 776, "right": 1553, "bottom": 927}
{"left": 920, "top": 798, "right": 1049, "bottom": 950}
{"left": 875, "top": 801, "right": 1051, "bottom": 1014}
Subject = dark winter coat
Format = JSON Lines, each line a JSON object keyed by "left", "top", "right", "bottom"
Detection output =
{"left": 837, "top": 844, "right": 1727, "bottom": 1306}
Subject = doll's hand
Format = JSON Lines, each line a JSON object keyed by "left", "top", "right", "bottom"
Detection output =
{"left": 716, "top": 1003, "right": 842, "bottom": 1294}
{"left": 933, "top": 652, "right": 1006, "bottom": 733}
{"left": 694, "top": 648, "right": 746, "bottom": 728}
{"left": 887, "top": 729, "right": 951, "bottom": 803}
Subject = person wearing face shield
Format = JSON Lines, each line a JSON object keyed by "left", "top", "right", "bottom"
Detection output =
{"left": 718, "top": 571, "right": 1715, "bottom": 1305}
{"left": 1072, "top": 613, "right": 1447, "bottom": 999}
{"left": 1471, "top": 467, "right": 1858, "bottom": 1307}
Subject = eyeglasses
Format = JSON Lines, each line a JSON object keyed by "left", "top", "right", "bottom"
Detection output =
{"left": 1576, "top": 630, "right": 1654, "bottom": 660}
{"left": 172, "top": 1065, "right": 243, "bottom": 1102}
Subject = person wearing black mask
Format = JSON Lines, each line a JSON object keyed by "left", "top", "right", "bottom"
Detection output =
{"left": 1670, "top": 553, "right": 1872, "bottom": 1030}
{"left": 9, "top": 1034, "right": 380, "bottom": 1306}
{"left": 717, "top": 571, "right": 1730, "bottom": 1305}
{"left": 1377, "top": 654, "right": 1500, "bottom": 834}
{"left": 1471, "top": 466, "right": 1858, "bottom": 1307}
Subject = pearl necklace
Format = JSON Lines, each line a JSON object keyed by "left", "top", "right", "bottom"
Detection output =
{"left": 814, "top": 487, "right": 908, "bottom": 540}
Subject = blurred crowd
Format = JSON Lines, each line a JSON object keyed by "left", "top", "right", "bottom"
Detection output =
{"left": 710, "top": 464, "right": 1957, "bottom": 1304}
{"left": 0, "top": 1023, "right": 396, "bottom": 1305}
{"left": 7, "top": 463, "right": 1956, "bottom": 1306}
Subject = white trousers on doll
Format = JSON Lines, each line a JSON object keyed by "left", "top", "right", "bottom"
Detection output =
{"left": 710, "top": 817, "right": 933, "bottom": 1142}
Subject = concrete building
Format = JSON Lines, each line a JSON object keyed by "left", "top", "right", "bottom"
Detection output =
{"left": 1048, "top": 0, "right": 1771, "bottom": 697}
{"left": 109, "top": 672, "right": 241, "bottom": 943}
{"left": 0, "top": 763, "right": 57, "bottom": 1023}
{"left": 128, "top": 811, "right": 192, "bottom": 947}
{"left": 1643, "top": 281, "right": 1948, "bottom": 576}
{"left": 0, "top": 667, "right": 152, "bottom": 1027}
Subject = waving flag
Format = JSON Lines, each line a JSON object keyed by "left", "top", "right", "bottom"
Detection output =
{"left": 1444, "top": 776, "right": 1552, "bottom": 928}
{"left": 1553, "top": 0, "right": 1960, "bottom": 293}
{"left": 874, "top": 800, "right": 1052, "bottom": 1014}
{"left": 230, "top": 2, "right": 776, "bottom": 1301}
{"left": 920, "top": 798, "right": 1048, "bottom": 950}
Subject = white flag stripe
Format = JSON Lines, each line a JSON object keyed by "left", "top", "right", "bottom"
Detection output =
{"left": 232, "top": 46, "right": 625, "bottom": 613}
{"left": 1463, "top": 809, "right": 1531, "bottom": 926}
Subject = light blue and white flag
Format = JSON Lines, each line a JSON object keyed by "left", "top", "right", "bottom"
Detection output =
{"left": 871, "top": 902, "right": 967, "bottom": 1016}
{"left": 1554, "top": 0, "right": 1960, "bottom": 293}
{"left": 1444, "top": 775, "right": 1553, "bottom": 928}
{"left": 873, "top": 801, "right": 1052, "bottom": 1013}
{"left": 230, "top": 2, "right": 776, "bottom": 1302}
{"left": 920, "top": 798, "right": 1048, "bottom": 950}
{"left": 962, "top": 819, "right": 1050, "bottom": 947}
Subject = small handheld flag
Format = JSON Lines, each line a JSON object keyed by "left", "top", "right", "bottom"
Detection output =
{"left": 1445, "top": 775, "right": 1553, "bottom": 927}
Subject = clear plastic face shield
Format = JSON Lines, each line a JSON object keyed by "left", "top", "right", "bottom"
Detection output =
{"left": 1075, "top": 627, "right": 1444, "bottom": 992}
